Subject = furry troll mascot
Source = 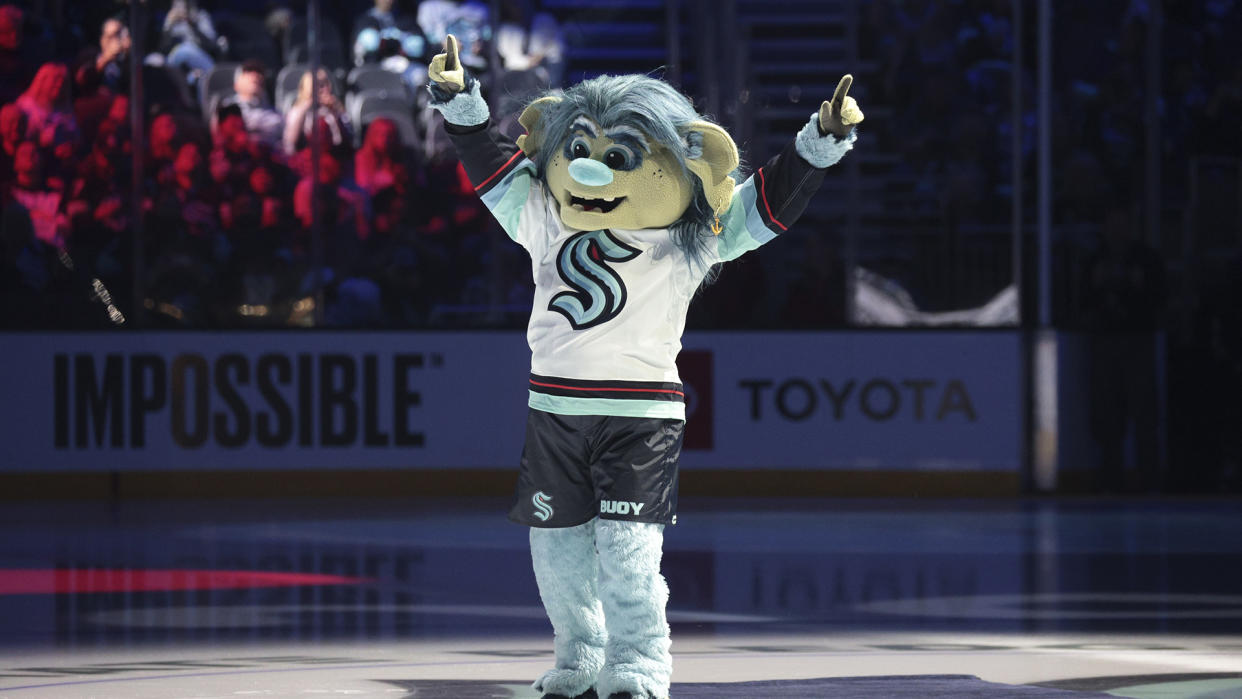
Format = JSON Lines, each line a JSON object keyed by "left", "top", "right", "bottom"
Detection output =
{"left": 428, "top": 35, "right": 862, "bottom": 699}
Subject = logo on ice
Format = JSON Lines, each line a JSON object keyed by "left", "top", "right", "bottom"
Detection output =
{"left": 600, "top": 500, "right": 645, "bottom": 516}
{"left": 532, "top": 492, "right": 554, "bottom": 521}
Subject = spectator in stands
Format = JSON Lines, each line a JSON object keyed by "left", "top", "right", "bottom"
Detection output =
{"left": 74, "top": 95, "right": 132, "bottom": 198}
{"left": 248, "top": 164, "right": 287, "bottom": 232}
{"left": 0, "top": 102, "right": 26, "bottom": 180}
{"left": 211, "top": 108, "right": 251, "bottom": 190}
{"left": 67, "top": 143, "right": 124, "bottom": 234}
{"left": 490, "top": 6, "right": 563, "bottom": 123}
{"left": 446, "top": 2, "right": 492, "bottom": 71}
{"left": 353, "top": 0, "right": 426, "bottom": 67}
{"left": 16, "top": 63, "right": 76, "bottom": 141}
{"left": 293, "top": 151, "right": 368, "bottom": 242}
{"left": 417, "top": 0, "right": 460, "bottom": 49}
{"left": 496, "top": 3, "right": 564, "bottom": 88}
{"left": 220, "top": 159, "right": 286, "bottom": 237}
{"left": 282, "top": 68, "right": 351, "bottom": 157}
{"left": 209, "top": 104, "right": 291, "bottom": 235}
{"left": 217, "top": 59, "right": 283, "bottom": 148}
{"left": 161, "top": 0, "right": 220, "bottom": 87}
{"left": 155, "top": 141, "right": 220, "bottom": 243}
{"left": 0, "top": 4, "right": 37, "bottom": 106}
{"left": 74, "top": 17, "right": 130, "bottom": 96}
{"left": 9, "top": 141, "right": 67, "bottom": 248}
{"left": 147, "top": 113, "right": 182, "bottom": 172}
{"left": 1083, "top": 203, "right": 1167, "bottom": 493}
{"left": 354, "top": 116, "right": 408, "bottom": 195}
{"left": 173, "top": 141, "right": 210, "bottom": 199}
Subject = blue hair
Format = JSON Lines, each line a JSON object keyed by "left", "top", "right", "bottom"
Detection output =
{"left": 527, "top": 74, "right": 735, "bottom": 279}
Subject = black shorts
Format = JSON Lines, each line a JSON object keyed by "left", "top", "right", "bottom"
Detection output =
{"left": 508, "top": 409, "right": 684, "bottom": 528}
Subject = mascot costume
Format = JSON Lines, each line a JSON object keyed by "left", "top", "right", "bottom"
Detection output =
{"left": 427, "top": 35, "right": 862, "bottom": 699}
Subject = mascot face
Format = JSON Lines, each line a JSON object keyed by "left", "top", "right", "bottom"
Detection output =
{"left": 516, "top": 76, "right": 741, "bottom": 234}
{"left": 544, "top": 117, "right": 693, "bottom": 231}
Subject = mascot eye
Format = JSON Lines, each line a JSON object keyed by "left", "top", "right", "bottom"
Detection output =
{"left": 569, "top": 137, "right": 591, "bottom": 159}
{"left": 603, "top": 146, "right": 637, "bottom": 170}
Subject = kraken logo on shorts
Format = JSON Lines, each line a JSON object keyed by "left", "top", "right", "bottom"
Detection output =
{"left": 549, "top": 230, "right": 642, "bottom": 330}
{"left": 532, "top": 491, "right": 554, "bottom": 521}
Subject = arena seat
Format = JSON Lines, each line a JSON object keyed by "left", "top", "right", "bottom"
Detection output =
{"left": 198, "top": 62, "right": 239, "bottom": 120}
{"left": 360, "top": 110, "right": 421, "bottom": 152}
{"left": 351, "top": 88, "right": 415, "bottom": 144}
{"left": 275, "top": 63, "right": 309, "bottom": 113}
{"left": 347, "top": 65, "right": 409, "bottom": 96}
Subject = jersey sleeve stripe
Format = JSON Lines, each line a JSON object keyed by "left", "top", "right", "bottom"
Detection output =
{"left": 475, "top": 150, "right": 526, "bottom": 194}
{"left": 756, "top": 167, "right": 789, "bottom": 232}
{"left": 713, "top": 177, "right": 780, "bottom": 262}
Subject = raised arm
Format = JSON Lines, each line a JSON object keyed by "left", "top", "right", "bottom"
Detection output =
{"left": 714, "top": 74, "right": 864, "bottom": 262}
{"left": 427, "top": 35, "right": 541, "bottom": 245}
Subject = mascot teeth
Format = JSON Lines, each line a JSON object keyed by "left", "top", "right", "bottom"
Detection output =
{"left": 569, "top": 195, "right": 625, "bottom": 213}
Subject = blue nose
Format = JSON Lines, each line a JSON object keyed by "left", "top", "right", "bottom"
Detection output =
{"left": 568, "top": 158, "right": 614, "bottom": 187}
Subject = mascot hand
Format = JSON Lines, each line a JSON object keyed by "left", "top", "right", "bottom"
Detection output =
{"left": 428, "top": 34, "right": 466, "bottom": 93}
{"left": 818, "top": 75, "right": 864, "bottom": 138}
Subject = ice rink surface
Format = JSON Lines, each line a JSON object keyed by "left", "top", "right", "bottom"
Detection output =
{"left": 2, "top": 497, "right": 1240, "bottom": 697}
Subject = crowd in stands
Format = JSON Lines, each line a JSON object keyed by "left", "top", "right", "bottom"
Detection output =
{"left": 2, "top": 0, "right": 1239, "bottom": 333}
{"left": 0, "top": 0, "right": 562, "bottom": 328}
{"left": 863, "top": 0, "right": 1230, "bottom": 229}
{"left": 860, "top": 0, "right": 1241, "bottom": 315}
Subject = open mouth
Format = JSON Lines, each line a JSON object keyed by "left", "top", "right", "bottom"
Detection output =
{"left": 568, "top": 194, "right": 625, "bottom": 214}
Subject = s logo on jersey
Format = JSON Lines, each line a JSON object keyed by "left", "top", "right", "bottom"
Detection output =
{"left": 549, "top": 230, "right": 641, "bottom": 330}
{"left": 532, "top": 492, "right": 554, "bottom": 521}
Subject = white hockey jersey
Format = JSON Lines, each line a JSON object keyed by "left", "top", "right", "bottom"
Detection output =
{"left": 442, "top": 115, "right": 851, "bottom": 420}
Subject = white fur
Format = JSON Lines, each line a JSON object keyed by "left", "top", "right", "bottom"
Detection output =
{"left": 428, "top": 79, "right": 490, "bottom": 127}
{"left": 530, "top": 520, "right": 608, "bottom": 697}
{"left": 796, "top": 112, "right": 857, "bottom": 168}
{"left": 594, "top": 520, "right": 671, "bottom": 699}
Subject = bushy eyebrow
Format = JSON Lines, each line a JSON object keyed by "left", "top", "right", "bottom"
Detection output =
{"left": 571, "top": 117, "right": 598, "bottom": 138}
{"left": 605, "top": 125, "right": 650, "bottom": 153}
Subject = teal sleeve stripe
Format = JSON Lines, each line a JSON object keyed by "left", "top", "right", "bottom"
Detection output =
{"left": 528, "top": 391, "right": 686, "bottom": 420}
{"left": 715, "top": 176, "right": 779, "bottom": 262}
{"left": 480, "top": 159, "right": 536, "bottom": 241}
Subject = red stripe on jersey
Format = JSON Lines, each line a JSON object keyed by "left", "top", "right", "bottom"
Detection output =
{"left": 757, "top": 167, "right": 788, "bottom": 231}
{"left": 529, "top": 379, "right": 685, "bottom": 397}
{"left": 475, "top": 151, "right": 524, "bottom": 191}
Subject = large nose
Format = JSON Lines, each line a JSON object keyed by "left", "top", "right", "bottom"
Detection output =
{"left": 568, "top": 157, "right": 614, "bottom": 187}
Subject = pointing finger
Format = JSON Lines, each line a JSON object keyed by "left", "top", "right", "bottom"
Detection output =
{"left": 444, "top": 34, "right": 460, "bottom": 71}
{"left": 832, "top": 74, "right": 853, "bottom": 109}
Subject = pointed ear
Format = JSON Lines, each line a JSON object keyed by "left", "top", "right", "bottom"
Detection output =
{"left": 682, "top": 121, "right": 739, "bottom": 216}
{"left": 515, "top": 95, "right": 562, "bottom": 158}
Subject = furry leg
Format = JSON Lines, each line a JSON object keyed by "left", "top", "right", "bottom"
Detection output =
{"left": 530, "top": 519, "right": 607, "bottom": 697}
{"left": 594, "top": 520, "right": 671, "bottom": 699}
